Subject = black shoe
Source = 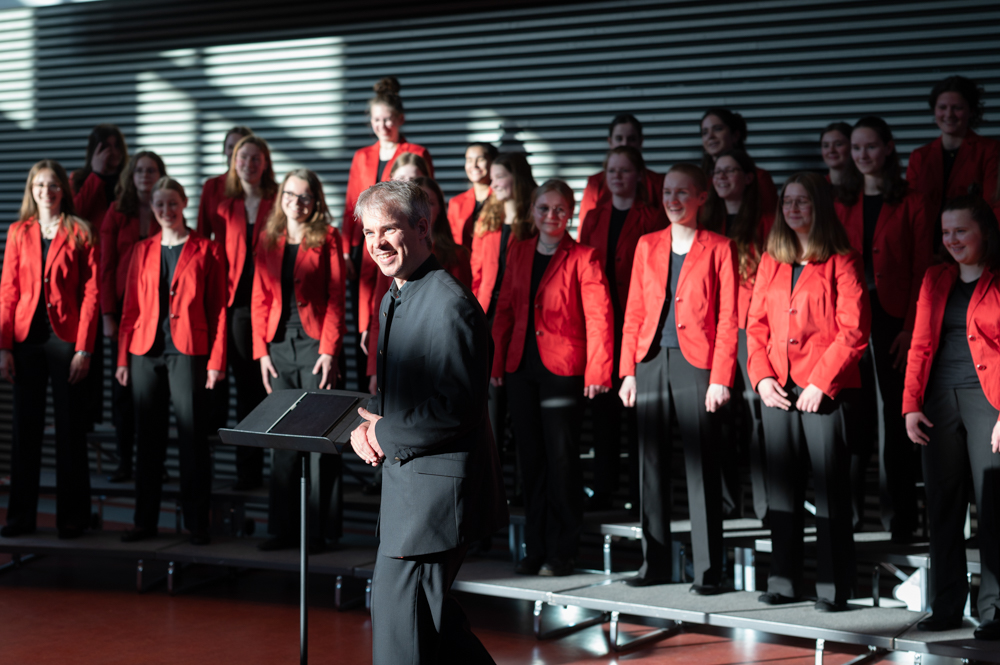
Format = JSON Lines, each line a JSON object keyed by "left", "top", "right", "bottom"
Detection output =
{"left": 690, "top": 583, "right": 733, "bottom": 596}
{"left": 625, "top": 575, "right": 670, "bottom": 587}
{"left": 814, "top": 599, "right": 849, "bottom": 612}
{"left": 514, "top": 556, "right": 543, "bottom": 576}
{"left": 0, "top": 524, "right": 35, "bottom": 538}
{"left": 917, "top": 615, "right": 963, "bottom": 632}
{"left": 975, "top": 618, "right": 1000, "bottom": 640}
{"left": 257, "top": 536, "right": 297, "bottom": 552}
{"left": 583, "top": 493, "right": 612, "bottom": 512}
{"left": 58, "top": 527, "right": 85, "bottom": 540}
{"left": 538, "top": 559, "right": 575, "bottom": 577}
{"left": 121, "top": 527, "right": 158, "bottom": 543}
{"left": 189, "top": 531, "right": 211, "bottom": 546}
{"left": 758, "top": 592, "right": 798, "bottom": 605}
{"left": 107, "top": 468, "right": 132, "bottom": 483}
{"left": 232, "top": 478, "right": 261, "bottom": 492}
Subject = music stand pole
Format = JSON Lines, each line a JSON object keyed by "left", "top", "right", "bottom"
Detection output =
{"left": 301, "top": 456, "right": 308, "bottom": 665}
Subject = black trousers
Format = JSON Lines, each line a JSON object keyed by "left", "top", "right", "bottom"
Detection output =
{"left": 922, "top": 384, "right": 1000, "bottom": 622}
{"left": 843, "top": 345, "right": 877, "bottom": 530}
{"left": 6, "top": 336, "right": 91, "bottom": 531}
{"left": 370, "top": 545, "right": 494, "bottom": 665}
{"left": 588, "top": 324, "right": 639, "bottom": 504}
{"left": 761, "top": 382, "right": 856, "bottom": 604}
{"left": 870, "top": 292, "right": 919, "bottom": 534}
{"left": 635, "top": 347, "right": 724, "bottom": 585}
{"left": 228, "top": 306, "right": 266, "bottom": 483}
{"left": 131, "top": 353, "right": 212, "bottom": 533}
{"left": 109, "top": 316, "right": 135, "bottom": 474}
{"left": 266, "top": 329, "right": 342, "bottom": 542}
{"left": 82, "top": 327, "right": 105, "bottom": 426}
{"left": 735, "top": 330, "right": 768, "bottom": 520}
{"left": 506, "top": 358, "right": 584, "bottom": 563}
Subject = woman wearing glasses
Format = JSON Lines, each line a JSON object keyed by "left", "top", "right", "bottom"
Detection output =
{"left": 251, "top": 170, "right": 346, "bottom": 552}
{"left": 748, "top": 172, "right": 870, "bottom": 611}
{"left": 491, "top": 179, "right": 614, "bottom": 576}
{"left": 619, "top": 164, "right": 738, "bottom": 591}
{"left": 215, "top": 135, "right": 279, "bottom": 490}
{"left": 699, "top": 109, "right": 777, "bottom": 216}
{"left": 0, "top": 160, "right": 100, "bottom": 539}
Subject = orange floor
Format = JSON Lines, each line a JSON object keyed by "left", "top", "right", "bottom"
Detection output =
{"left": 0, "top": 507, "right": 915, "bottom": 664}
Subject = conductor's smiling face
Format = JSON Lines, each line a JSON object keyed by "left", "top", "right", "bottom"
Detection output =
{"left": 363, "top": 208, "right": 431, "bottom": 283}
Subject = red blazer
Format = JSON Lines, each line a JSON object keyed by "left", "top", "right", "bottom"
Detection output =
{"left": 620, "top": 227, "right": 739, "bottom": 387}
{"left": 746, "top": 251, "right": 870, "bottom": 399}
{"left": 250, "top": 227, "right": 346, "bottom": 360}
{"left": 491, "top": 234, "right": 614, "bottom": 387}
{"left": 342, "top": 141, "right": 433, "bottom": 248}
{"left": 100, "top": 208, "right": 159, "bottom": 315}
{"left": 197, "top": 173, "right": 228, "bottom": 241}
{"left": 577, "top": 198, "right": 667, "bottom": 310}
{"left": 903, "top": 264, "right": 1000, "bottom": 420}
{"left": 118, "top": 232, "right": 227, "bottom": 371}
{"left": 736, "top": 213, "right": 776, "bottom": 329}
{"left": 364, "top": 250, "right": 471, "bottom": 377}
{"left": 215, "top": 195, "right": 275, "bottom": 307}
{"left": 447, "top": 188, "right": 490, "bottom": 249}
{"left": 906, "top": 131, "right": 999, "bottom": 218}
{"left": 835, "top": 190, "right": 932, "bottom": 329}
{"left": 0, "top": 219, "right": 99, "bottom": 353}
{"left": 577, "top": 169, "right": 665, "bottom": 227}
{"left": 470, "top": 228, "right": 513, "bottom": 314}
{"left": 71, "top": 171, "right": 112, "bottom": 235}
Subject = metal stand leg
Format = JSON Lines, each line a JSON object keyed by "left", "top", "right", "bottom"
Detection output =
{"left": 532, "top": 600, "right": 608, "bottom": 640}
{"left": 745, "top": 548, "right": 756, "bottom": 592}
{"left": 608, "top": 611, "right": 681, "bottom": 652}
{"left": 168, "top": 561, "right": 176, "bottom": 595}
{"left": 365, "top": 578, "right": 372, "bottom": 610}
{"left": 872, "top": 567, "right": 880, "bottom": 607}
{"left": 842, "top": 646, "right": 889, "bottom": 665}
{"left": 300, "top": 457, "right": 308, "bottom": 665}
{"left": 735, "top": 548, "right": 744, "bottom": 590}
{"left": 603, "top": 535, "right": 612, "bottom": 574}
{"left": 137, "top": 559, "right": 144, "bottom": 593}
{"left": 815, "top": 638, "right": 825, "bottom": 665}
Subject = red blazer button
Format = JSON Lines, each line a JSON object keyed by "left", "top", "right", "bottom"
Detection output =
{"left": 789, "top": 338, "right": 798, "bottom": 345}
{"left": 969, "top": 335, "right": 976, "bottom": 341}
{"left": 535, "top": 330, "right": 542, "bottom": 336}
{"left": 977, "top": 364, "right": 986, "bottom": 370}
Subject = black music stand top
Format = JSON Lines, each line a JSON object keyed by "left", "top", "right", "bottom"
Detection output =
{"left": 217, "top": 389, "right": 372, "bottom": 454}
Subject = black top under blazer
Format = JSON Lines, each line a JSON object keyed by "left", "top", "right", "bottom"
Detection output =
{"left": 371, "top": 255, "right": 508, "bottom": 557}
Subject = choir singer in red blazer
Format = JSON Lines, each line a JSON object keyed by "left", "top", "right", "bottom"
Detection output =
{"left": 747, "top": 172, "right": 870, "bottom": 612}
{"left": 0, "top": 160, "right": 99, "bottom": 539}
{"left": 447, "top": 142, "right": 496, "bottom": 248}
{"left": 577, "top": 114, "right": 665, "bottom": 225}
{"left": 491, "top": 179, "right": 613, "bottom": 576}
{"left": 618, "top": 163, "right": 738, "bottom": 591}
{"left": 902, "top": 194, "right": 1000, "bottom": 640}
{"left": 99, "top": 150, "right": 166, "bottom": 482}
{"left": 906, "top": 76, "right": 999, "bottom": 238}
{"left": 708, "top": 148, "right": 776, "bottom": 521}
{"left": 836, "top": 116, "right": 933, "bottom": 542}
{"left": 116, "top": 177, "right": 226, "bottom": 545}
{"left": 700, "top": 109, "right": 778, "bottom": 216}
{"left": 252, "top": 169, "right": 346, "bottom": 553}
{"left": 197, "top": 125, "right": 253, "bottom": 241}
{"left": 577, "top": 145, "right": 665, "bottom": 510}
{"left": 342, "top": 77, "right": 433, "bottom": 262}
{"left": 214, "top": 134, "right": 277, "bottom": 490}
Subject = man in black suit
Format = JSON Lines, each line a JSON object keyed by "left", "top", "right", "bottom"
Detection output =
{"left": 350, "top": 180, "right": 508, "bottom": 665}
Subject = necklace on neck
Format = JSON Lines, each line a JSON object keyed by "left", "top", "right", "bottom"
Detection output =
{"left": 39, "top": 217, "right": 59, "bottom": 239}
{"left": 537, "top": 237, "right": 559, "bottom": 254}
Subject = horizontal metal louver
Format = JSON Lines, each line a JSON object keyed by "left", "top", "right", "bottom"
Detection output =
{"left": 0, "top": 0, "right": 999, "bottom": 474}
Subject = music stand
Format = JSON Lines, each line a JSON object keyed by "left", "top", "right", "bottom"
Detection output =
{"left": 219, "top": 388, "right": 371, "bottom": 665}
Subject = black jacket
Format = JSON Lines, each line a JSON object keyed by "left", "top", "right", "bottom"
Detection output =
{"left": 371, "top": 255, "right": 508, "bottom": 557}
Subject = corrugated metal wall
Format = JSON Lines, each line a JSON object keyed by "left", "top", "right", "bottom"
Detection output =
{"left": 1, "top": 0, "right": 999, "bottom": 474}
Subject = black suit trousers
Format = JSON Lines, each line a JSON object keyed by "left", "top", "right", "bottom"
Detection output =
{"left": 131, "top": 352, "right": 212, "bottom": 533}
{"left": 761, "top": 382, "right": 856, "bottom": 604}
{"left": 370, "top": 545, "right": 494, "bottom": 665}
{"left": 506, "top": 358, "right": 584, "bottom": 563}
{"left": 921, "top": 384, "right": 1000, "bottom": 622}
{"left": 228, "top": 305, "right": 266, "bottom": 483}
{"left": 7, "top": 335, "right": 92, "bottom": 531}
{"left": 635, "top": 346, "right": 724, "bottom": 585}
{"left": 265, "top": 329, "right": 342, "bottom": 542}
